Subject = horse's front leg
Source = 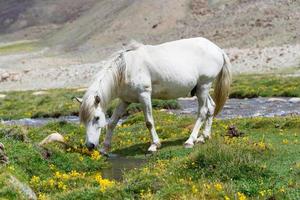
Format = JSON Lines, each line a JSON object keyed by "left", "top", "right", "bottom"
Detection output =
{"left": 139, "top": 92, "right": 161, "bottom": 152}
{"left": 100, "top": 101, "right": 129, "bottom": 155}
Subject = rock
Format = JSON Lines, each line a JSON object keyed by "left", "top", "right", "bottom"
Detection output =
{"left": 0, "top": 94, "right": 6, "bottom": 98}
{"left": 1, "top": 72, "right": 10, "bottom": 81}
{"left": 8, "top": 175, "right": 37, "bottom": 200}
{"left": 32, "top": 91, "right": 48, "bottom": 96}
{"left": 267, "top": 98, "right": 287, "bottom": 102}
{"left": 76, "top": 88, "right": 87, "bottom": 92}
{"left": 0, "top": 142, "right": 9, "bottom": 165}
{"left": 10, "top": 74, "right": 21, "bottom": 81}
{"left": 39, "top": 132, "right": 66, "bottom": 146}
{"left": 288, "top": 97, "right": 300, "bottom": 103}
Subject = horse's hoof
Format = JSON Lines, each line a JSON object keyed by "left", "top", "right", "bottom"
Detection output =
{"left": 184, "top": 142, "right": 194, "bottom": 148}
{"left": 203, "top": 135, "right": 211, "bottom": 140}
{"left": 99, "top": 148, "right": 109, "bottom": 156}
{"left": 195, "top": 136, "right": 205, "bottom": 144}
{"left": 148, "top": 144, "right": 158, "bottom": 152}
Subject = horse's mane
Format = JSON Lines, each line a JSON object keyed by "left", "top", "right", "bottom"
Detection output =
{"left": 79, "top": 40, "right": 143, "bottom": 123}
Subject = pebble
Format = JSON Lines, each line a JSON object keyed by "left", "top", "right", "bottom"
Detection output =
{"left": 288, "top": 97, "right": 300, "bottom": 103}
{"left": 1, "top": 72, "right": 10, "bottom": 80}
{"left": 267, "top": 98, "right": 287, "bottom": 102}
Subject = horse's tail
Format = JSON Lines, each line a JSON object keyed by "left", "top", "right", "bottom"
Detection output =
{"left": 213, "top": 51, "right": 232, "bottom": 116}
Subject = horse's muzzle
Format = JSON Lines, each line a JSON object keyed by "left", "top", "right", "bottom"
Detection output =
{"left": 86, "top": 142, "right": 95, "bottom": 150}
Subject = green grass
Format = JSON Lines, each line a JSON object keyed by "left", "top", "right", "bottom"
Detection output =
{"left": 230, "top": 74, "right": 300, "bottom": 98}
{"left": 0, "top": 41, "right": 38, "bottom": 54}
{"left": 1, "top": 112, "right": 299, "bottom": 199}
{"left": 0, "top": 89, "right": 179, "bottom": 120}
{"left": 1, "top": 74, "right": 299, "bottom": 120}
{"left": 0, "top": 89, "right": 83, "bottom": 120}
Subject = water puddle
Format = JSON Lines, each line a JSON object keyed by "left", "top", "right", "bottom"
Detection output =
{"left": 102, "top": 155, "right": 146, "bottom": 181}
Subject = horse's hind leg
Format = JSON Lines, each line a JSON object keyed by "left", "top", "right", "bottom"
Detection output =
{"left": 139, "top": 91, "right": 161, "bottom": 152}
{"left": 100, "top": 101, "right": 129, "bottom": 154}
{"left": 196, "top": 95, "right": 215, "bottom": 143}
{"left": 184, "top": 83, "right": 211, "bottom": 148}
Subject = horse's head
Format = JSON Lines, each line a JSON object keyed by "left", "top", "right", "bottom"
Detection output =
{"left": 76, "top": 95, "right": 107, "bottom": 150}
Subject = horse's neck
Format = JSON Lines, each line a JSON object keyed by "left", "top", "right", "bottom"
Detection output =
{"left": 90, "top": 66, "right": 120, "bottom": 110}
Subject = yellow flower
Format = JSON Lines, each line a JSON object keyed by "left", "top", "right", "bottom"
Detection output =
{"left": 256, "top": 141, "right": 267, "bottom": 150}
{"left": 54, "top": 171, "right": 62, "bottom": 179}
{"left": 192, "top": 185, "right": 198, "bottom": 193}
{"left": 224, "top": 195, "right": 230, "bottom": 200}
{"left": 214, "top": 183, "right": 223, "bottom": 191}
{"left": 38, "top": 193, "right": 47, "bottom": 200}
{"left": 80, "top": 139, "right": 84, "bottom": 145}
{"left": 58, "top": 181, "right": 67, "bottom": 190}
{"left": 237, "top": 192, "right": 247, "bottom": 200}
{"left": 91, "top": 150, "right": 101, "bottom": 160}
{"left": 282, "top": 139, "right": 289, "bottom": 144}
{"left": 47, "top": 179, "right": 55, "bottom": 187}
{"left": 203, "top": 183, "right": 211, "bottom": 190}
{"left": 49, "top": 164, "right": 55, "bottom": 170}
{"left": 30, "top": 176, "right": 40, "bottom": 185}
{"left": 95, "top": 173, "right": 114, "bottom": 192}
{"left": 62, "top": 173, "right": 70, "bottom": 180}
{"left": 79, "top": 156, "right": 84, "bottom": 161}
{"left": 259, "top": 190, "right": 265, "bottom": 196}
{"left": 279, "top": 187, "right": 285, "bottom": 193}
{"left": 70, "top": 170, "right": 80, "bottom": 177}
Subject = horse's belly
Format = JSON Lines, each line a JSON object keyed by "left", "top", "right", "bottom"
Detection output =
{"left": 151, "top": 79, "right": 196, "bottom": 99}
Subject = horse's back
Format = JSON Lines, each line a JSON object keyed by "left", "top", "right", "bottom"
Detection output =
{"left": 140, "top": 37, "right": 224, "bottom": 80}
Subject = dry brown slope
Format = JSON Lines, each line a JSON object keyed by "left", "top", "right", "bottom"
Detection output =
{"left": 43, "top": 0, "right": 300, "bottom": 59}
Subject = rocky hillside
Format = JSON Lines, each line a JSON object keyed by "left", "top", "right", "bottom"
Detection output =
{"left": 0, "top": 0, "right": 299, "bottom": 91}
{"left": 1, "top": 0, "right": 299, "bottom": 51}
{"left": 0, "top": 0, "right": 98, "bottom": 41}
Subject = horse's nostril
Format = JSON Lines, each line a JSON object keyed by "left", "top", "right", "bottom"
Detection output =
{"left": 86, "top": 142, "right": 95, "bottom": 150}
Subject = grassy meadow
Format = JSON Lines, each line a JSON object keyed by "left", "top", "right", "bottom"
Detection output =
{"left": 0, "top": 41, "right": 39, "bottom": 55}
{"left": 0, "top": 112, "right": 299, "bottom": 199}
{"left": 0, "top": 74, "right": 300, "bottom": 199}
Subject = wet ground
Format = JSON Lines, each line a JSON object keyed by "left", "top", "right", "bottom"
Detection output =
{"left": 2, "top": 97, "right": 300, "bottom": 181}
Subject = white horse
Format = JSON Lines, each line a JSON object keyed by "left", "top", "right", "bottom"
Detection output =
{"left": 76, "top": 37, "right": 231, "bottom": 153}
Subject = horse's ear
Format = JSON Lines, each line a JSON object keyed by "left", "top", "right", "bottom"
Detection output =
{"left": 74, "top": 97, "right": 83, "bottom": 104}
{"left": 94, "top": 95, "right": 101, "bottom": 105}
